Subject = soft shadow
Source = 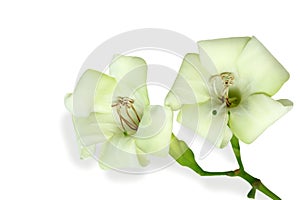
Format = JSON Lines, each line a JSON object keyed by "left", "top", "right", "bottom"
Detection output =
{"left": 212, "top": 144, "right": 236, "bottom": 163}
{"left": 60, "top": 113, "right": 95, "bottom": 169}
{"left": 168, "top": 163, "right": 249, "bottom": 197}
{"left": 104, "top": 170, "right": 144, "bottom": 182}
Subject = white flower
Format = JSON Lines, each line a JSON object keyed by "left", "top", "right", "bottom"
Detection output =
{"left": 165, "top": 37, "right": 292, "bottom": 147}
{"left": 65, "top": 55, "right": 172, "bottom": 169}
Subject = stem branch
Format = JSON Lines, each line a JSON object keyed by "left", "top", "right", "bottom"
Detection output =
{"left": 170, "top": 134, "right": 281, "bottom": 199}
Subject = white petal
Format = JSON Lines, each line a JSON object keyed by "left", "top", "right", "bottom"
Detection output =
{"left": 99, "top": 135, "right": 148, "bottom": 169}
{"left": 198, "top": 37, "right": 251, "bottom": 73}
{"left": 177, "top": 101, "right": 232, "bottom": 148}
{"left": 135, "top": 147, "right": 150, "bottom": 167}
{"left": 71, "top": 115, "right": 96, "bottom": 159}
{"left": 72, "top": 112, "right": 117, "bottom": 146}
{"left": 135, "top": 105, "right": 173, "bottom": 156}
{"left": 109, "top": 55, "right": 149, "bottom": 112}
{"left": 64, "top": 93, "right": 73, "bottom": 113}
{"left": 72, "top": 69, "right": 117, "bottom": 117}
{"left": 78, "top": 143, "right": 96, "bottom": 160}
{"left": 237, "top": 37, "right": 290, "bottom": 96}
{"left": 165, "top": 53, "right": 210, "bottom": 110}
{"left": 229, "top": 94, "right": 293, "bottom": 144}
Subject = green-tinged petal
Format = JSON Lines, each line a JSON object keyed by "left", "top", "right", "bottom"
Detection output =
{"left": 99, "top": 135, "right": 148, "bottom": 169}
{"left": 72, "top": 69, "right": 117, "bottom": 117}
{"left": 177, "top": 101, "right": 232, "bottom": 148}
{"left": 229, "top": 94, "right": 293, "bottom": 144}
{"left": 277, "top": 99, "right": 293, "bottom": 108}
{"left": 72, "top": 115, "right": 96, "bottom": 159}
{"left": 64, "top": 93, "right": 73, "bottom": 113}
{"left": 78, "top": 143, "right": 95, "bottom": 160}
{"left": 165, "top": 53, "right": 210, "bottom": 110}
{"left": 169, "top": 134, "right": 189, "bottom": 161}
{"left": 220, "top": 126, "right": 232, "bottom": 148}
{"left": 237, "top": 37, "right": 290, "bottom": 96}
{"left": 169, "top": 134, "right": 200, "bottom": 170}
{"left": 136, "top": 147, "right": 150, "bottom": 167}
{"left": 72, "top": 112, "right": 117, "bottom": 146}
{"left": 198, "top": 37, "right": 251, "bottom": 73}
{"left": 109, "top": 55, "right": 149, "bottom": 113}
{"left": 135, "top": 105, "right": 173, "bottom": 156}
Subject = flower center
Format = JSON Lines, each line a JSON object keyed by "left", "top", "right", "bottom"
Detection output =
{"left": 210, "top": 72, "right": 241, "bottom": 108}
{"left": 111, "top": 97, "right": 141, "bottom": 134}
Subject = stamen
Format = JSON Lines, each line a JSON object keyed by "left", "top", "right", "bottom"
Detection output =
{"left": 116, "top": 107, "right": 126, "bottom": 131}
{"left": 209, "top": 74, "right": 221, "bottom": 98}
{"left": 111, "top": 97, "right": 141, "bottom": 133}
{"left": 220, "top": 72, "right": 234, "bottom": 87}
{"left": 131, "top": 105, "right": 141, "bottom": 122}
{"left": 225, "top": 98, "right": 231, "bottom": 107}
{"left": 125, "top": 107, "right": 139, "bottom": 127}
{"left": 119, "top": 115, "right": 138, "bottom": 130}
{"left": 210, "top": 72, "right": 235, "bottom": 108}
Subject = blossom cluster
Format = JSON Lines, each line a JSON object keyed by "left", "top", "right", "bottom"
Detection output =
{"left": 65, "top": 37, "right": 292, "bottom": 169}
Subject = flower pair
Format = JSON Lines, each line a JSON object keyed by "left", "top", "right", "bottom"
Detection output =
{"left": 65, "top": 36, "right": 292, "bottom": 169}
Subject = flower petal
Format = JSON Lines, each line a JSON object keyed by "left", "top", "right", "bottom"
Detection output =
{"left": 72, "top": 112, "right": 117, "bottom": 146}
{"left": 98, "top": 135, "right": 148, "bottom": 169}
{"left": 165, "top": 53, "right": 210, "bottom": 110}
{"left": 229, "top": 94, "right": 293, "bottom": 144}
{"left": 71, "top": 69, "right": 117, "bottom": 117}
{"left": 78, "top": 143, "right": 95, "bottom": 160}
{"left": 236, "top": 37, "right": 290, "bottom": 96}
{"left": 109, "top": 55, "right": 149, "bottom": 113}
{"left": 135, "top": 105, "right": 173, "bottom": 156}
{"left": 71, "top": 114, "right": 96, "bottom": 159}
{"left": 198, "top": 37, "right": 251, "bottom": 73}
{"left": 177, "top": 101, "right": 232, "bottom": 148}
{"left": 64, "top": 93, "right": 73, "bottom": 113}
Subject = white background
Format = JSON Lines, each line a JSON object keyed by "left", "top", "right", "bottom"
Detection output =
{"left": 1, "top": 0, "right": 299, "bottom": 199}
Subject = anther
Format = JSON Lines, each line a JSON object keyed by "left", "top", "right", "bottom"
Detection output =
{"left": 220, "top": 72, "right": 235, "bottom": 87}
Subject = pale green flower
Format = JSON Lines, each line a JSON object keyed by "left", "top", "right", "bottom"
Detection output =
{"left": 165, "top": 37, "right": 292, "bottom": 147}
{"left": 65, "top": 55, "right": 172, "bottom": 169}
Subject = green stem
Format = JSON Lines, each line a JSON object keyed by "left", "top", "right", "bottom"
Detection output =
{"left": 236, "top": 170, "right": 281, "bottom": 200}
{"left": 169, "top": 134, "right": 281, "bottom": 200}
{"left": 169, "top": 134, "right": 234, "bottom": 177}
{"left": 229, "top": 135, "right": 281, "bottom": 200}
{"left": 230, "top": 135, "right": 244, "bottom": 170}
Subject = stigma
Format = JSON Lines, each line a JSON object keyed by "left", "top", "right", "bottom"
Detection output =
{"left": 111, "top": 97, "right": 141, "bottom": 133}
